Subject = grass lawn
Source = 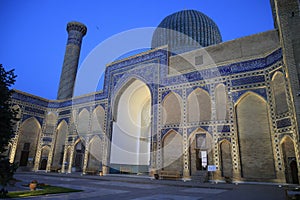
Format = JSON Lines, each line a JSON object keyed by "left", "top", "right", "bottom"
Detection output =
{"left": 7, "top": 185, "right": 82, "bottom": 198}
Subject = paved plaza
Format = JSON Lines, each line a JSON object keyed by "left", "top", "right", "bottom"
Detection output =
{"left": 6, "top": 172, "right": 290, "bottom": 199}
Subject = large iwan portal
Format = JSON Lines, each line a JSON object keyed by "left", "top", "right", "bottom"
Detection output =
{"left": 110, "top": 79, "right": 151, "bottom": 173}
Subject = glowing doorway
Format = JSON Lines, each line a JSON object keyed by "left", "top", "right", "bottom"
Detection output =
{"left": 110, "top": 79, "right": 151, "bottom": 173}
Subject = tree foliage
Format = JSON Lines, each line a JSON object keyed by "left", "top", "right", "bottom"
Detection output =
{"left": 0, "top": 64, "right": 18, "bottom": 198}
{"left": 0, "top": 64, "right": 18, "bottom": 154}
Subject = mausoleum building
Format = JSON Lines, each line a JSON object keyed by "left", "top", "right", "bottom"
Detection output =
{"left": 6, "top": 0, "right": 300, "bottom": 183}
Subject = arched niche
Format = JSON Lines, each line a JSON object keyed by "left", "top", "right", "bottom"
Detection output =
{"left": 44, "top": 112, "right": 57, "bottom": 135}
{"left": 188, "top": 128, "right": 212, "bottom": 175}
{"left": 281, "top": 136, "right": 299, "bottom": 184}
{"left": 52, "top": 120, "right": 68, "bottom": 168}
{"left": 39, "top": 146, "right": 50, "bottom": 170}
{"left": 110, "top": 79, "right": 151, "bottom": 173}
{"left": 87, "top": 136, "right": 103, "bottom": 170}
{"left": 162, "top": 92, "right": 182, "bottom": 125}
{"left": 162, "top": 130, "right": 183, "bottom": 173}
{"left": 187, "top": 88, "right": 211, "bottom": 123}
{"left": 16, "top": 117, "right": 41, "bottom": 168}
{"left": 46, "top": 112, "right": 57, "bottom": 125}
{"left": 78, "top": 109, "right": 89, "bottom": 135}
{"left": 91, "top": 106, "right": 105, "bottom": 134}
{"left": 73, "top": 139, "right": 85, "bottom": 172}
{"left": 215, "top": 84, "right": 228, "bottom": 121}
{"left": 236, "top": 92, "right": 275, "bottom": 180}
{"left": 272, "top": 72, "right": 288, "bottom": 115}
{"left": 220, "top": 140, "right": 232, "bottom": 177}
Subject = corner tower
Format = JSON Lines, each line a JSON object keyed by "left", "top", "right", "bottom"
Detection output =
{"left": 271, "top": 0, "right": 300, "bottom": 130}
{"left": 57, "top": 21, "right": 87, "bottom": 100}
{"left": 270, "top": 0, "right": 300, "bottom": 183}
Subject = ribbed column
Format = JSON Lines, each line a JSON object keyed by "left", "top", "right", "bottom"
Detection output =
{"left": 57, "top": 21, "right": 87, "bottom": 100}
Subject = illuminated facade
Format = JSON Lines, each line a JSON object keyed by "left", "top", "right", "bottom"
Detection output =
{"left": 7, "top": 0, "right": 300, "bottom": 183}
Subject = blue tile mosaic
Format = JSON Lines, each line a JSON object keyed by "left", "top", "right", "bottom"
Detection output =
{"left": 270, "top": 69, "right": 284, "bottom": 80}
{"left": 78, "top": 107, "right": 90, "bottom": 113}
{"left": 231, "top": 88, "right": 268, "bottom": 102}
{"left": 21, "top": 114, "right": 43, "bottom": 126}
{"left": 276, "top": 118, "right": 291, "bottom": 128}
{"left": 67, "top": 30, "right": 84, "bottom": 46}
{"left": 160, "top": 49, "right": 282, "bottom": 86}
{"left": 152, "top": 135, "right": 157, "bottom": 142}
{"left": 187, "top": 126, "right": 212, "bottom": 138}
{"left": 59, "top": 110, "right": 71, "bottom": 116}
{"left": 12, "top": 92, "right": 49, "bottom": 108}
{"left": 217, "top": 125, "right": 230, "bottom": 132}
{"left": 279, "top": 133, "right": 293, "bottom": 140}
{"left": 42, "top": 137, "right": 52, "bottom": 142}
{"left": 186, "top": 85, "right": 211, "bottom": 97}
{"left": 231, "top": 75, "right": 265, "bottom": 86}
{"left": 57, "top": 118, "right": 69, "bottom": 125}
{"left": 161, "top": 89, "right": 183, "bottom": 100}
{"left": 152, "top": 10, "right": 222, "bottom": 53}
{"left": 161, "top": 128, "right": 183, "bottom": 139}
{"left": 187, "top": 127, "right": 198, "bottom": 136}
{"left": 24, "top": 106, "right": 45, "bottom": 115}
{"left": 218, "top": 137, "right": 231, "bottom": 142}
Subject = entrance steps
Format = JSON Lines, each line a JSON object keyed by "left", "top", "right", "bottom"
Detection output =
{"left": 191, "top": 170, "right": 208, "bottom": 183}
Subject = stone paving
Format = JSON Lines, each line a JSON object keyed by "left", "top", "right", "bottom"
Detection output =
{"left": 6, "top": 172, "right": 290, "bottom": 199}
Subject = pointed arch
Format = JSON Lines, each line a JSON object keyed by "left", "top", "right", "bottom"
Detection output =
{"left": 220, "top": 140, "right": 232, "bottom": 177}
{"left": 162, "top": 92, "right": 182, "bottom": 125}
{"left": 236, "top": 92, "right": 275, "bottom": 180}
{"left": 91, "top": 106, "right": 105, "bottom": 134}
{"left": 39, "top": 146, "right": 50, "bottom": 170}
{"left": 280, "top": 135, "right": 299, "bottom": 184}
{"left": 52, "top": 120, "right": 68, "bottom": 168}
{"left": 187, "top": 88, "right": 211, "bottom": 123}
{"left": 46, "top": 112, "right": 57, "bottom": 125}
{"left": 188, "top": 128, "right": 213, "bottom": 175}
{"left": 78, "top": 109, "right": 89, "bottom": 135}
{"left": 111, "top": 78, "right": 151, "bottom": 172}
{"left": 112, "top": 77, "right": 149, "bottom": 121}
{"left": 162, "top": 130, "right": 183, "bottom": 172}
{"left": 16, "top": 117, "right": 41, "bottom": 168}
{"left": 272, "top": 71, "right": 288, "bottom": 114}
{"left": 215, "top": 84, "right": 228, "bottom": 121}
{"left": 87, "top": 135, "right": 103, "bottom": 170}
{"left": 73, "top": 138, "right": 85, "bottom": 172}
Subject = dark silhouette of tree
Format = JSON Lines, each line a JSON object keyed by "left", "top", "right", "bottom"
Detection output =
{"left": 0, "top": 64, "right": 18, "bottom": 198}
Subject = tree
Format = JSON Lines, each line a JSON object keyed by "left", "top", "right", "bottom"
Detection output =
{"left": 0, "top": 64, "right": 18, "bottom": 198}
{"left": 0, "top": 64, "right": 18, "bottom": 154}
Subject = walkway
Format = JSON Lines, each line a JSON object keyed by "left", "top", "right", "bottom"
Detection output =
{"left": 7, "top": 172, "right": 290, "bottom": 199}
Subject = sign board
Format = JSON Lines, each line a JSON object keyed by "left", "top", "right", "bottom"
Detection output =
{"left": 207, "top": 165, "right": 217, "bottom": 172}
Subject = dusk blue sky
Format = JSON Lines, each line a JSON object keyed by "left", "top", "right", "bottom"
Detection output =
{"left": 0, "top": 0, "right": 274, "bottom": 100}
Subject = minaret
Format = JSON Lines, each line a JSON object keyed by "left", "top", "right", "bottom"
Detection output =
{"left": 271, "top": 0, "right": 300, "bottom": 183}
{"left": 57, "top": 21, "right": 87, "bottom": 100}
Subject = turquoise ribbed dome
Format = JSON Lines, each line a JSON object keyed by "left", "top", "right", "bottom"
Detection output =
{"left": 151, "top": 10, "right": 222, "bottom": 54}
